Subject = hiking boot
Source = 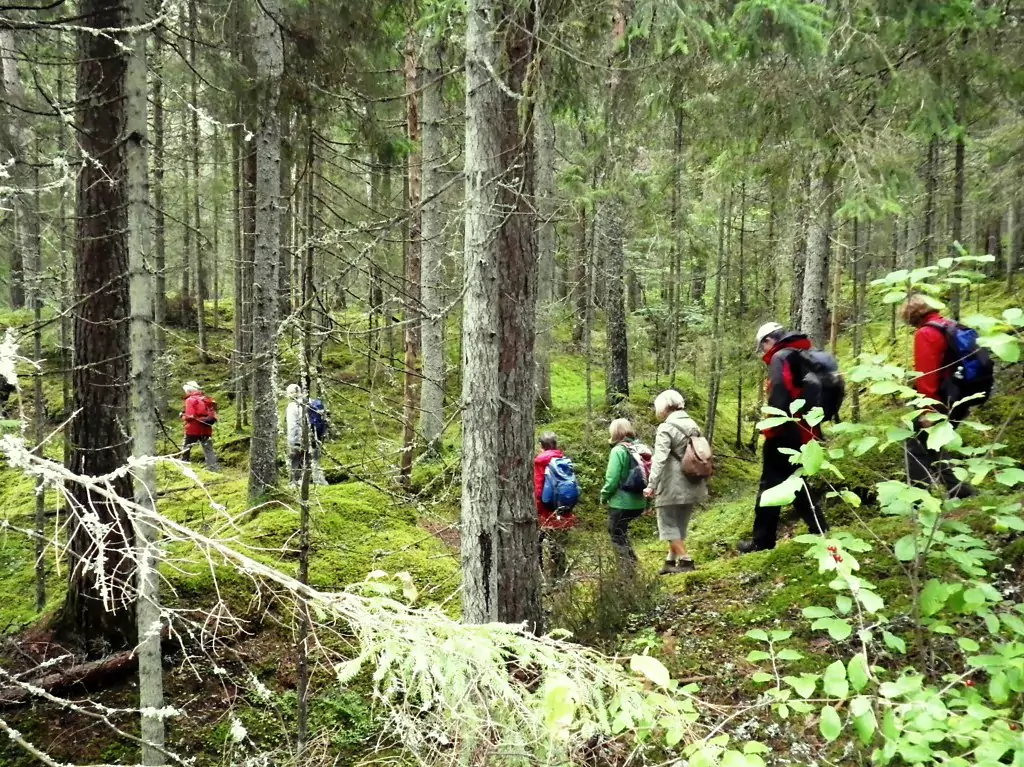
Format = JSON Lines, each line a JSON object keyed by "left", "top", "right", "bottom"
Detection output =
{"left": 675, "top": 558, "right": 695, "bottom": 573}
{"left": 737, "top": 539, "right": 759, "bottom": 554}
{"left": 659, "top": 560, "right": 678, "bottom": 575}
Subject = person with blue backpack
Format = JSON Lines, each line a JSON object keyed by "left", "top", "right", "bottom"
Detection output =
{"left": 534, "top": 432, "right": 579, "bottom": 577}
{"left": 600, "top": 418, "right": 650, "bottom": 564}
{"left": 285, "top": 383, "right": 329, "bottom": 488}
{"left": 901, "top": 294, "right": 993, "bottom": 497}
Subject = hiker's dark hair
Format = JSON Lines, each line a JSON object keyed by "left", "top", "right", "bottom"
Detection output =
{"left": 540, "top": 432, "right": 558, "bottom": 450}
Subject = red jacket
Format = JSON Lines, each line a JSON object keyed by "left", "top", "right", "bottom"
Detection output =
{"left": 761, "top": 333, "right": 820, "bottom": 445}
{"left": 533, "top": 449, "right": 577, "bottom": 530}
{"left": 912, "top": 312, "right": 950, "bottom": 403}
{"left": 183, "top": 391, "right": 214, "bottom": 438}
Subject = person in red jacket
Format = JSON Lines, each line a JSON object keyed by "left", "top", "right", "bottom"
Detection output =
{"left": 900, "top": 295, "right": 973, "bottom": 497}
{"left": 181, "top": 381, "right": 220, "bottom": 472}
{"left": 738, "top": 322, "right": 828, "bottom": 553}
{"left": 534, "top": 432, "right": 577, "bottom": 576}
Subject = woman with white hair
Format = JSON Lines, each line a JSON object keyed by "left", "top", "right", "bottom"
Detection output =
{"left": 599, "top": 418, "right": 649, "bottom": 563}
{"left": 644, "top": 389, "right": 708, "bottom": 573}
{"left": 285, "top": 383, "right": 306, "bottom": 488}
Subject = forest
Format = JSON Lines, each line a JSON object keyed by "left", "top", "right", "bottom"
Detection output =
{"left": 0, "top": 0, "right": 1023, "bottom": 764}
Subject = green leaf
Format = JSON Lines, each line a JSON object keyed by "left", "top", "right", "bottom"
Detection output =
{"left": 812, "top": 617, "right": 853, "bottom": 641}
{"left": 776, "top": 648, "right": 805, "bottom": 661}
{"left": 746, "top": 650, "right": 771, "bottom": 662}
{"left": 801, "top": 440, "right": 825, "bottom": 475}
{"left": 744, "top": 629, "right": 770, "bottom": 642}
{"left": 989, "top": 671, "right": 1009, "bottom": 705}
{"left": 819, "top": 705, "right": 842, "bottom": 742}
{"left": 1003, "top": 307, "right": 1024, "bottom": 326}
{"left": 839, "top": 490, "right": 862, "bottom": 508}
{"left": 783, "top": 674, "right": 817, "bottom": 699}
{"left": 920, "top": 580, "right": 949, "bottom": 617}
{"left": 630, "top": 655, "right": 671, "bottom": 688}
{"left": 752, "top": 671, "right": 775, "bottom": 684}
{"left": 802, "top": 605, "right": 834, "bottom": 619}
{"left": 789, "top": 398, "right": 807, "bottom": 416}
{"left": 979, "top": 332, "right": 1020, "bottom": 363}
{"left": 926, "top": 420, "right": 959, "bottom": 452}
{"left": 756, "top": 415, "right": 793, "bottom": 431}
{"left": 853, "top": 708, "right": 877, "bottom": 745}
{"left": 847, "top": 654, "right": 870, "bottom": 693}
{"left": 823, "top": 660, "right": 849, "bottom": 699}
{"left": 758, "top": 475, "right": 804, "bottom": 508}
{"left": 957, "top": 637, "right": 980, "bottom": 653}
{"left": 995, "top": 468, "right": 1024, "bottom": 487}
{"left": 893, "top": 535, "right": 918, "bottom": 561}
{"left": 882, "top": 631, "right": 906, "bottom": 654}
{"left": 851, "top": 436, "right": 879, "bottom": 457}
{"left": 857, "top": 588, "right": 885, "bottom": 614}
{"left": 835, "top": 595, "right": 853, "bottom": 615}
{"left": 769, "top": 630, "right": 793, "bottom": 642}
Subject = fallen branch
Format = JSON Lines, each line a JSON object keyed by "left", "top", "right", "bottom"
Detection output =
{"left": 0, "top": 651, "right": 136, "bottom": 707}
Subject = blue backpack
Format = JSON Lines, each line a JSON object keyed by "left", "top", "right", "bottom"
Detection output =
{"left": 541, "top": 457, "right": 581, "bottom": 511}
{"left": 308, "top": 399, "right": 329, "bottom": 442}
{"left": 927, "top": 321, "right": 995, "bottom": 412}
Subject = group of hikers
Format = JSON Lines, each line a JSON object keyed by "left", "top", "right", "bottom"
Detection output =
{"left": 180, "top": 381, "right": 330, "bottom": 487}
{"left": 533, "top": 294, "right": 995, "bottom": 574}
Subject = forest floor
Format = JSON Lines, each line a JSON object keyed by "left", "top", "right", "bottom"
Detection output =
{"left": 0, "top": 284, "right": 1021, "bottom": 764}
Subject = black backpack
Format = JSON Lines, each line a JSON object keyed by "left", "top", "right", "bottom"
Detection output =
{"left": 926, "top": 320, "right": 995, "bottom": 414}
{"left": 795, "top": 349, "right": 845, "bottom": 423}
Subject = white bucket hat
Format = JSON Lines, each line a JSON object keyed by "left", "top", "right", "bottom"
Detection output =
{"left": 754, "top": 322, "right": 784, "bottom": 353}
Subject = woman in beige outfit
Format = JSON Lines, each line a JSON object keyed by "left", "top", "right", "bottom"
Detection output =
{"left": 644, "top": 389, "right": 709, "bottom": 573}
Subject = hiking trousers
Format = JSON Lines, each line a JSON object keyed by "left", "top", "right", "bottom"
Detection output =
{"left": 751, "top": 438, "right": 827, "bottom": 550}
{"left": 904, "top": 417, "right": 971, "bottom": 496}
{"left": 607, "top": 508, "right": 644, "bottom": 561}
{"left": 183, "top": 435, "right": 219, "bottom": 472}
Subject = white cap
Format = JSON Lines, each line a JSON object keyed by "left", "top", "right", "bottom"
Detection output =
{"left": 286, "top": 383, "right": 301, "bottom": 399}
{"left": 183, "top": 380, "right": 200, "bottom": 394}
{"left": 754, "top": 322, "right": 784, "bottom": 352}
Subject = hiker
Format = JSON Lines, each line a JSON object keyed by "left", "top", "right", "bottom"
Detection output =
{"left": 900, "top": 295, "right": 991, "bottom": 497}
{"left": 307, "top": 396, "right": 330, "bottom": 486}
{"left": 0, "top": 376, "right": 15, "bottom": 418}
{"left": 739, "top": 323, "right": 829, "bottom": 553}
{"left": 534, "top": 432, "right": 579, "bottom": 576}
{"left": 286, "top": 383, "right": 327, "bottom": 488}
{"left": 181, "top": 381, "right": 219, "bottom": 471}
{"left": 644, "top": 390, "right": 709, "bottom": 574}
{"left": 599, "top": 418, "right": 649, "bottom": 563}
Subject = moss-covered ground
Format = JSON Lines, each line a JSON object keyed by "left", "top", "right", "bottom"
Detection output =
{"left": 0, "top": 279, "right": 1020, "bottom": 764}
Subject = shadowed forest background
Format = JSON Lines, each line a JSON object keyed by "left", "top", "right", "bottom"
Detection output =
{"left": 0, "top": 0, "right": 1022, "bottom": 765}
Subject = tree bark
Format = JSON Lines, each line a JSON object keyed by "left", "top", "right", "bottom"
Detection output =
{"left": 247, "top": 0, "right": 284, "bottom": 498}
{"left": 189, "top": 0, "right": 207, "bottom": 358}
{"left": 126, "top": 1, "right": 165, "bottom": 759}
{"left": 496, "top": 3, "right": 541, "bottom": 629}
{"left": 1009, "top": 196, "right": 1022, "bottom": 292}
{"left": 922, "top": 135, "right": 938, "bottom": 267}
{"left": 799, "top": 162, "right": 835, "bottom": 348}
{"left": 60, "top": 0, "right": 136, "bottom": 650}
{"left": 789, "top": 172, "right": 811, "bottom": 329}
{"left": 400, "top": 28, "right": 422, "bottom": 484}
{"left": 460, "top": 0, "right": 503, "bottom": 623}
{"left": 418, "top": 40, "right": 446, "bottom": 455}
{"left": 605, "top": 195, "right": 629, "bottom": 405}
{"left": 0, "top": 29, "right": 29, "bottom": 310}
{"left": 534, "top": 84, "right": 556, "bottom": 412}
{"left": 152, "top": 32, "right": 166, "bottom": 354}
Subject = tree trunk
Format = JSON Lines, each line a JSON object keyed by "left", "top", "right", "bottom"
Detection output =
{"left": 799, "top": 163, "right": 835, "bottom": 347}
{"left": 279, "top": 106, "right": 294, "bottom": 318}
{"left": 534, "top": 85, "right": 555, "bottom": 412}
{"left": 189, "top": 0, "right": 207, "bottom": 358}
{"left": 949, "top": 46, "right": 967, "bottom": 320}
{"left": 605, "top": 195, "right": 629, "bottom": 406}
{"left": 790, "top": 172, "right": 811, "bottom": 329}
{"left": 126, "top": 2, "right": 165, "bottom": 759}
{"left": 460, "top": 0, "right": 503, "bottom": 624}
{"left": 496, "top": 4, "right": 541, "bottom": 629}
{"left": 247, "top": 0, "right": 284, "bottom": 499}
{"left": 152, "top": 32, "right": 166, "bottom": 354}
{"left": 60, "top": 0, "right": 136, "bottom": 649}
{"left": 851, "top": 219, "right": 865, "bottom": 423}
{"left": 400, "top": 28, "right": 422, "bottom": 484}
{"left": 30, "top": 143, "right": 45, "bottom": 613}
{"left": 418, "top": 40, "right": 446, "bottom": 456}
{"left": 922, "top": 135, "right": 938, "bottom": 267}
{"left": 829, "top": 223, "right": 844, "bottom": 356}
{"left": 705, "top": 195, "right": 726, "bottom": 443}
{"left": 0, "top": 29, "right": 29, "bottom": 310}
{"left": 1009, "top": 196, "right": 1022, "bottom": 292}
